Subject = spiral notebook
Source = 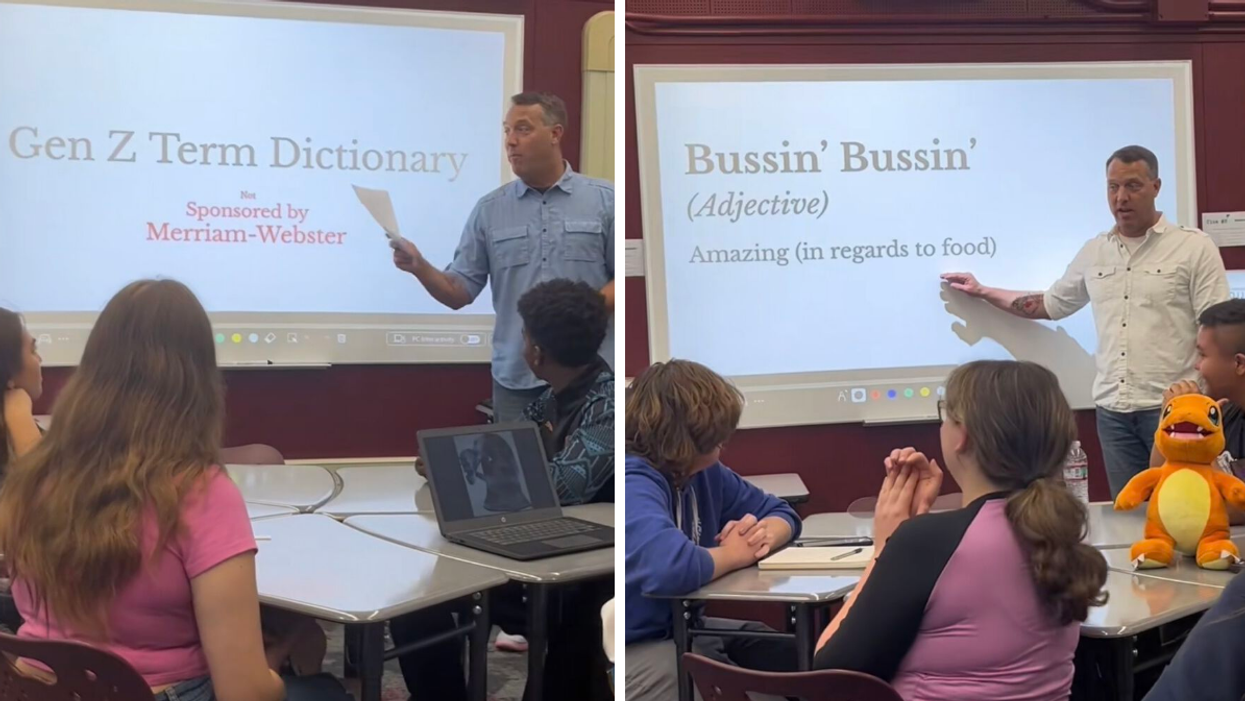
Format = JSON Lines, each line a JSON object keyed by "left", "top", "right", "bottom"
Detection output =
{"left": 758, "top": 545, "right": 874, "bottom": 570}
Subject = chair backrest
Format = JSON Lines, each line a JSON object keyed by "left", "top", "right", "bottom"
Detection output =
{"left": 931, "top": 492, "right": 964, "bottom": 512}
{"left": 682, "top": 653, "right": 903, "bottom": 701}
{"left": 845, "top": 496, "right": 877, "bottom": 517}
{"left": 0, "top": 632, "right": 154, "bottom": 701}
{"left": 220, "top": 443, "right": 285, "bottom": 465}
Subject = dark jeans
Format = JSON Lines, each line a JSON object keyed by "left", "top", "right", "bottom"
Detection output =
{"left": 391, "top": 580, "right": 613, "bottom": 701}
{"left": 1097, "top": 405, "right": 1163, "bottom": 498}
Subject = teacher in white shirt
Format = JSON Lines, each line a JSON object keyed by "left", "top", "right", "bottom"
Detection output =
{"left": 941, "top": 145, "right": 1229, "bottom": 498}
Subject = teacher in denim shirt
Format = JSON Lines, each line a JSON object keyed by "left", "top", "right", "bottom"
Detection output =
{"left": 391, "top": 92, "right": 614, "bottom": 420}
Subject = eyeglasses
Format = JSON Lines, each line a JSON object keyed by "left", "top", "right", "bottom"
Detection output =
{"left": 936, "top": 400, "right": 947, "bottom": 422}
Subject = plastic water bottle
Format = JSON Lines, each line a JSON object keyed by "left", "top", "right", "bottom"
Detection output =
{"left": 1064, "top": 440, "right": 1090, "bottom": 504}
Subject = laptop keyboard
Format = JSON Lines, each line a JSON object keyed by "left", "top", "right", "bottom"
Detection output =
{"left": 472, "top": 519, "right": 597, "bottom": 546}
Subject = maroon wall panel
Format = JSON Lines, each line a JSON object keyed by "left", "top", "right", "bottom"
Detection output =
{"left": 32, "top": 0, "right": 612, "bottom": 459}
{"left": 626, "top": 6, "right": 1245, "bottom": 512}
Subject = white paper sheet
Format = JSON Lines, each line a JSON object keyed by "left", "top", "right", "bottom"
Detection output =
{"left": 625, "top": 239, "right": 645, "bottom": 277}
{"left": 1203, "top": 211, "right": 1245, "bottom": 247}
{"left": 353, "top": 185, "right": 401, "bottom": 239}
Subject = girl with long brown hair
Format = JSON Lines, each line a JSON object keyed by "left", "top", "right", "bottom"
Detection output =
{"left": 0, "top": 307, "right": 43, "bottom": 474}
{"left": 814, "top": 360, "right": 1108, "bottom": 700}
{"left": 0, "top": 281, "right": 288, "bottom": 701}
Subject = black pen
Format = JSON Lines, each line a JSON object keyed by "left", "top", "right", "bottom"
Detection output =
{"left": 830, "top": 547, "right": 864, "bottom": 561}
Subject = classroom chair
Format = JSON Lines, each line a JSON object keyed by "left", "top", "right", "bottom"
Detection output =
{"left": 221, "top": 443, "right": 286, "bottom": 465}
{"left": 0, "top": 632, "right": 154, "bottom": 701}
{"left": 846, "top": 492, "right": 962, "bottom": 516}
{"left": 682, "top": 653, "right": 903, "bottom": 701}
{"left": 845, "top": 496, "right": 877, "bottom": 516}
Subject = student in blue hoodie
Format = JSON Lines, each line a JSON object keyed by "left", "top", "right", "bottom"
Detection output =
{"left": 624, "top": 359, "right": 802, "bottom": 701}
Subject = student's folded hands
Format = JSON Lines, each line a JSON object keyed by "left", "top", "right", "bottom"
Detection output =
{"left": 717, "top": 513, "right": 791, "bottom": 561}
{"left": 874, "top": 462, "right": 920, "bottom": 550}
{"left": 885, "top": 447, "right": 943, "bottom": 517}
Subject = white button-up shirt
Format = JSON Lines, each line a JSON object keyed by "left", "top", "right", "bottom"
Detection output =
{"left": 1043, "top": 215, "right": 1229, "bottom": 412}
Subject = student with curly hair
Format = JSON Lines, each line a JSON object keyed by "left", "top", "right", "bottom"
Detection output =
{"left": 397, "top": 278, "right": 614, "bottom": 701}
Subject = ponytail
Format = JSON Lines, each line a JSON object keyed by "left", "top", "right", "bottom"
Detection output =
{"left": 1005, "top": 478, "right": 1108, "bottom": 625}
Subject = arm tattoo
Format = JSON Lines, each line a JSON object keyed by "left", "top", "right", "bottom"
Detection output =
{"left": 1011, "top": 293, "right": 1047, "bottom": 319}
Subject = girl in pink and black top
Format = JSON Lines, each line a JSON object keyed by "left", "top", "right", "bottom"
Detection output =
{"left": 815, "top": 361, "right": 1110, "bottom": 701}
{"left": 0, "top": 280, "right": 346, "bottom": 701}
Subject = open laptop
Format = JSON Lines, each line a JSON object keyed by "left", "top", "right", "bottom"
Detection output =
{"left": 418, "top": 421, "right": 614, "bottom": 561}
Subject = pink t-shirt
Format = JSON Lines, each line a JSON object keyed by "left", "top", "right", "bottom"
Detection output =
{"left": 13, "top": 468, "right": 257, "bottom": 687}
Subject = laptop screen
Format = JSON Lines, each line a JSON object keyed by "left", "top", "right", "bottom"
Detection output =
{"left": 423, "top": 425, "right": 559, "bottom": 522}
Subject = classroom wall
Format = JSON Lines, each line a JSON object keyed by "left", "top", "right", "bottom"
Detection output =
{"left": 625, "top": 0, "right": 1245, "bottom": 513}
{"left": 32, "top": 0, "right": 613, "bottom": 459}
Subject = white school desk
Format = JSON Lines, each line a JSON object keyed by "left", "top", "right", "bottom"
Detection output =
{"left": 654, "top": 568, "right": 859, "bottom": 701}
{"left": 799, "top": 512, "right": 875, "bottom": 540}
{"left": 1082, "top": 569, "right": 1224, "bottom": 639}
{"left": 801, "top": 501, "right": 1157, "bottom": 548}
{"left": 317, "top": 465, "right": 433, "bottom": 518}
{"left": 1083, "top": 503, "right": 1148, "bottom": 548}
{"left": 246, "top": 502, "right": 296, "bottom": 520}
{"left": 345, "top": 504, "right": 614, "bottom": 584}
{"left": 1098, "top": 544, "right": 1241, "bottom": 590}
{"left": 226, "top": 464, "right": 338, "bottom": 512}
{"left": 1075, "top": 569, "right": 1226, "bottom": 701}
{"left": 345, "top": 503, "right": 615, "bottom": 699}
{"left": 743, "top": 474, "right": 811, "bottom": 504}
{"left": 253, "top": 514, "right": 507, "bottom": 701}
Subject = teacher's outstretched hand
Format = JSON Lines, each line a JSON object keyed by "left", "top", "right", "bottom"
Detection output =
{"left": 391, "top": 236, "right": 426, "bottom": 274}
{"left": 940, "top": 272, "right": 1050, "bottom": 320}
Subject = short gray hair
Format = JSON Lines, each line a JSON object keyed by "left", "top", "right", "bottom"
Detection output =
{"left": 1106, "top": 145, "right": 1159, "bottom": 179}
{"left": 511, "top": 92, "right": 567, "bottom": 128}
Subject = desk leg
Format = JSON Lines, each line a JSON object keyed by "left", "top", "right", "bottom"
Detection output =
{"left": 524, "top": 584, "right": 549, "bottom": 701}
{"left": 469, "top": 592, "right": 490, "bottom": 701}
{"left": 672, "top": 600, "right": 693, "bottom": 701}
{"left": 356, "top": 622, "right": 385, "bottom": 701}
{"left": 793, "top": 604, "right": 815, "bottom": 671}
{"left": 343, "top": 625, "right": 360, "bottom": 678}
{"left": 1111, "top": 638, "right": 1135, "bottom": 701}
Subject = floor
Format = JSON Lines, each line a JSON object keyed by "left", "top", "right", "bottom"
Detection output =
{"left": 321, "top": 622, "right": 528, "bottom": 701}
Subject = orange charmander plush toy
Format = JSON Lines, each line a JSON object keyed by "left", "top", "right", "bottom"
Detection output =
{"left": 1114, "top": 394, "right": 1245, "bottom": 570}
